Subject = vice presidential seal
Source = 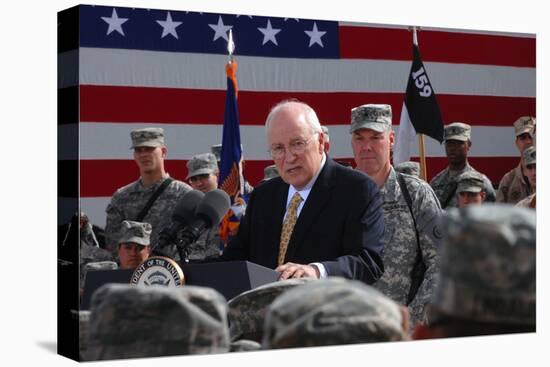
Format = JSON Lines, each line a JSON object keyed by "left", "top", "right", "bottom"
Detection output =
{"left": 130, "top": 256, "right": 185, "bottom": 287}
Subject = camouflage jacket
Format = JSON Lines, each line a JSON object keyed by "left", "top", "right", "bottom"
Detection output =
{"left": 374, "top": 168, "right": 443, "bottom": 325}
{"left": 105, "top": 175, "right": 192, "bottom": 253}
{"left": 180, "top": 226, "right": 222, "bottom": 262}
{"left": 430, "top": 163, "right": 496, "bottom": 209}
{"left": 496, "top": 163, "right": 533, "bottom": 204}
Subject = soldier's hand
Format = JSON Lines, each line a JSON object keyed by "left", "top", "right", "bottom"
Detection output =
{"left": 276, "top": 262, "right": 319, "bottom": 280}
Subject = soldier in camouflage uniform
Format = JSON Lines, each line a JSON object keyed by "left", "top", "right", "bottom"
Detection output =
{"left": 263, "top": 277, "right": 408, "bottom": 348}
{"left": 456, "top": 171, "right": 487, "bottom": 208}
{"left": 227, "top": 278, "right": 315, "bottom": 343}
{"left": 183, "top": 153, "right": 222, "bottom": 261}
{"left": 413, "top": 204, "right": 535, "bottom": 339}
{"left": 85, "top": 284, "right": 230, "bottom": 360}
{"left": 186, "top": 153, "right": 219, "bottom": 193}
{"left": 430, "top": 122, "right": 496, "bottom": 209}
{"left": 497, "top": 116, "right": 535, "bottom": 204}
{"left": 82, "top": 220, "right": 152, "bottom": 289}
{"left": 516, "top": 145, "right": 536, "bottom": 209}
{"left": 117, "top": 220, "right": 152, "bottom": 269}
{"left": 350, "top": 104, "right": 442, "bottom": 326}
{"left": 105, "top": 128, "right": 192, "bottom": 255}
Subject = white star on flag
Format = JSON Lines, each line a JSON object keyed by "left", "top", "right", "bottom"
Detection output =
{"left": 208, "top": 16, "right": 232, "bottom": 42}
{"left": 101, "top": 8, "right": 128, "bottom": 36}
{"left": 304, "top": 22, "right": 326, "bottom": 47}
{"left": 156, "top": 12, "right": 182, "bottom": 39}
{"left": 258, "top": 19, "right": 282, "bottom": 46}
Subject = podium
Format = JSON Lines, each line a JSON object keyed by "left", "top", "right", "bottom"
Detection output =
{"left": 81, "top": 261, "right": 279, "bottom": 310}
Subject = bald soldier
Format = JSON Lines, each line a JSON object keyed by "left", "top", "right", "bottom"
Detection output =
{"left": 105, "top": 128, "right": 192, "bottom": 254}
{"left": 430, "top": 122, "right": 496, "bottom": 209}
{"left": 350, "top": 104, "right": 442, "bottom": 325}
{"left": 497, "top": 116, "right": 535, "bottom": 204}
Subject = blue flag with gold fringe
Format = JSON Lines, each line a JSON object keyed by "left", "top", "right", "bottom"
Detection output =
{"left": 218, "top": 61, "right": 248, "bottom": 247}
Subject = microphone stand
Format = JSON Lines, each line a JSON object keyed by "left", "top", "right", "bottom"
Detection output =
{"left": 173, "top": 224, "right": 208, "bottom": 263}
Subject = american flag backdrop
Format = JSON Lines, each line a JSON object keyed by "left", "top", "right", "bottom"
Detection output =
{"left": 58, "top": 4, "right": 535, "bottom": 227}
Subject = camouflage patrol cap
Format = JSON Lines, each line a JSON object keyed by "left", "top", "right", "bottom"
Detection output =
{"left": 186, "top": 153, "right": 218, "bottom": 179}
{"left": 87, "top": 284, "right": 230, "bottom": 359}
{"left": 228, "top": 278, "right": 315, "bottom": 342}
{"left": 456, "top": 171, "right": 485, "bottom": 194}
{"left": 350, "top": 104, "right": 392, "bottom": 133}
{"left": 522, "top": 145, "right": 536, "bottom": 166}
{"left": 211, "top": 144, "right": 222, "bottom": 161}
{"left": 130, "top": 128, "right": 165, "bottom": 149}
{"left": 262, "top": 164, "right": 279, "bottom": 181}
{"left": 394, "top": 161, "right": 420, "bottom": 177}
{"left": 262, "top": 277, "right": 406, "bottom": 349}
{"left": 513, "top": 116, "right": 536, "bottom": 137}
{"left": 444, "top": 122, "right": 471, "bottom": 142}
{"left": 118, "top": 220, "right": 151, "bottom": 246}
{"left": 431, "top": 204, "right": 536, "bottom": 326}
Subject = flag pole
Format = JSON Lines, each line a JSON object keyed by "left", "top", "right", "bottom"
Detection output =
{"left": 227, "top": 29, "right": 235, "bottom": 64}
{"left": 412, "top": 26, "right": 428, "bottom": 181}
{"left": 418, "top": 134, "right": 427, "bottom": 181}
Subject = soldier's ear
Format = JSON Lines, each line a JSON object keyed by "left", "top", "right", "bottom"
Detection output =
{"left": 161, "top": 146, "right": 168, "bottom": 158}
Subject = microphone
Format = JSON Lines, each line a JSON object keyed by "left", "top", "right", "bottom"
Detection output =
{"left": 177, "top": 189, "right": 231, "bottom": 251}
{"left": 152, "top": 190, "right": 205, "bottom": 253}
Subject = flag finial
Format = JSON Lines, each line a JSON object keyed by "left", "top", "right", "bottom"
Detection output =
{"left": 227, "top": 29, "right": 235, "bottom": 63}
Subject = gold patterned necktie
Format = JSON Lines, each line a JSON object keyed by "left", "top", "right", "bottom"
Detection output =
{"left": 278, "top": 192, "right": 303, "bottom": 266}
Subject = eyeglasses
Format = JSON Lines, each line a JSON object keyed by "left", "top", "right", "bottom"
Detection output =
{"left": 268, "top": 135, "right": 317, "bottom": 159}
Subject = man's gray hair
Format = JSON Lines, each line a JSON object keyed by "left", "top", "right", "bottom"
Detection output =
{"left": 321, "top": 126, "right": 330, "bottom": 142}
{"left": 265, "top": 99, "right": 322, "bottom": 135}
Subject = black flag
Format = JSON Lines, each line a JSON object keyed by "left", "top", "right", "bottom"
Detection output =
{"left": 403, "top": 44, "right": 444, "bottom": 142}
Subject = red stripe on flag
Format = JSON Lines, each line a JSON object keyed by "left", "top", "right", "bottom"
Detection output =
{"left": 81, "top": 157, "right": 518, "bottom": 197}
{"left": 80, "top": 85, "right": 535, "bottom": 126}
{"left": 339, "top": 26, "right": 535, "bottom": 67}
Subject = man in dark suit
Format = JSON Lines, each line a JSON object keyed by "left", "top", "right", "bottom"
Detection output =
{"left": 221, "top": 100, "right": 385, "bottom": 284}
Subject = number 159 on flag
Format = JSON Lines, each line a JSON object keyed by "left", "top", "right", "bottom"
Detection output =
{"left": 411, "top": 67, "right": 433, "bottom": 97}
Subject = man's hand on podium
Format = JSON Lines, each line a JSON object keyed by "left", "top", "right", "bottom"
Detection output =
{"left": 276, "top": 262, "right": 320, "bottom": 280}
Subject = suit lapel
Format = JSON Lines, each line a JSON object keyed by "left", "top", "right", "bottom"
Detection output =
{"left": 284, "top": 158, "right": 333, "bottom": 262}
{"left": 265, "top": 180, "right": 289, "bottom": 265}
